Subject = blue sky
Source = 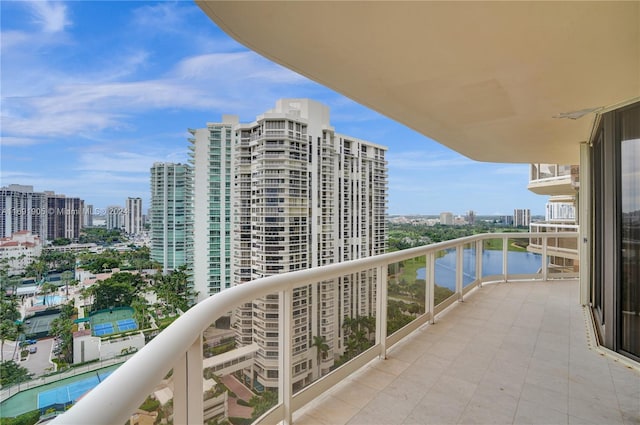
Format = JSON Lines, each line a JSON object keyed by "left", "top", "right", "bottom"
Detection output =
{"left": 1, "top": 1, "right": 546, "bottom": 216}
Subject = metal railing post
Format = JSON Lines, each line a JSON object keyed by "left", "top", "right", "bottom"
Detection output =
{"left": 476, "top": 240, "right": 483, "bottom": 287}
{"left": 375, "top": 265, "right": 388, "bottom": 359}
{"left": 427, "top": 252, "right": 436, "bottom": 324}
{"left": 456, "top": 245, "right": 463, "bottom": 301}
{"left": 542, "top": 235, "right": 548, "bottom": 281}
{"left": 278, "top": 289, "right": 293, "bottom": 425}
{"left": 173, "top": 335, "right": 203, "bottom": 425}
{"left": 502, "top": 236, "right": 509, "bottom": 282}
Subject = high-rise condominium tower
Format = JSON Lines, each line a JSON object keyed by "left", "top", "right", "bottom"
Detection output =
{"left": 514, "top": 208, "right": 531, "bottom": 227}
{"left": 150, "top": 163, "right": 192, "bottom": 274}
{"left": 193, "top": 99, "right": 387, "bottom": 392}
{"left": 45, "top": 192, "right": 84, "bottom": 241}
{"left": 106, "top": 205, "right": 124, "bottom": 231}
{"left": 188, "top": 116, "right": 238, "bottom": 299}
{"left": 0, "top": 184, "right": 47, "bottom": 240}
{"left": 125, "top": 197, "right": 143, "bottom": 235}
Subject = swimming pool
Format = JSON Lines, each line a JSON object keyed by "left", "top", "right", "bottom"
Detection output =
{"left": 34, "top": 295, "right": 66, "bottom": 306}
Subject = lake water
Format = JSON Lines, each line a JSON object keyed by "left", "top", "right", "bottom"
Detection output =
{"left": 416, "top": 249, "right": 543, "bottom": 290}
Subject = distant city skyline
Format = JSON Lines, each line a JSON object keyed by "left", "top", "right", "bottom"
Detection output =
{"left": 1, "top": 1, "right": 547, "bottom": 216}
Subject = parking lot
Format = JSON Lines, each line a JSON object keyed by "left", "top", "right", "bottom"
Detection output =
{"left": 21, "top": 338, "right": 54, "bottom": 377}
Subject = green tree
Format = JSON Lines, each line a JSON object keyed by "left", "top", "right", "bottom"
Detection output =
{"left": 61, "top": 270, "right": 74, "bottom": 296}
{"left": 25, "top": 260, "right": 48, "bottom": 283}
{"left": 131, "top": 297, "right": 150, "bottom": 329}
{"left": 39, "top": 282, "right": 59, "bottom": 306}
{"left": 152, "top": 266, "right": 196, "bottom": 312}
{"left": 50, "top": 316, "right": 74, "bottom": 363}
{"left": 87, "top": 272, "right": 145, "bottom": 311}
{"left": 0, "top": 360, "right": 33, "bottom": 386}
{"left": 249, "top": 390, "right": 278, "bottom": 420}
{"left": 311, "top": 335, "right": 329, "bottom": 378}
{"left": 342, "top": 316, "right": 374, "bottom": 359}
{"left": 78, "top": 228, "right": 123, "bottom": 244}
{"left": 50, "top": 300, "right": 75, "bottom": 363}
{"left": 0, "top": 291, "right": 21, "bottom": 361}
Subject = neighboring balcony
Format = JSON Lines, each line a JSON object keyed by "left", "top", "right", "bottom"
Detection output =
{"left": 527, "top": 164, "right": 578, "bottom": 196}
{"left": 50, "top": 231, "right": 638, "bottom": 425}
{"left": 528, "top": 222, "right": 580, "bottom": 275}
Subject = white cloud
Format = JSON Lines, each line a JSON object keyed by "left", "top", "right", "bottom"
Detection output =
{"left": 2, "top": 49, "right": 317, "bottom": 141}
{"left": 387, "top": 151, "right": 474, "bottom": 170}
{"left": 131, "top": 2, "right": 190, "bottom": 32}
{"left": 0, "top": 30, "right": 31, "bottom": 49}
{"left": 27, "top": 1, "right": 71, "bottom": 33}
{"left": 75, "top": 150, "right": 170, "bottom": 173}
{"left": 173, "top": 52, "right": 305, "bottom": 85}
{"left": 0, "top": 136, "right": 41, "bottom": 146}
{"left": 492, "top": 164, "right": 529, "bottom": 175}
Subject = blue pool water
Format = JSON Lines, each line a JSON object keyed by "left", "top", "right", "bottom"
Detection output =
{"left": 35, "top": 295, "right": 66, "bottom": 306}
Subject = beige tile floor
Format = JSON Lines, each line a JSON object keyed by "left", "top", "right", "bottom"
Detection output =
{"left": 294, "top": 280, "right": 640, "bottom": 425}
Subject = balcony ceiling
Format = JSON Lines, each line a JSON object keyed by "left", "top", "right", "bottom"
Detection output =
{"left": 197, "top": 1, "right": 639, "bottom": 164}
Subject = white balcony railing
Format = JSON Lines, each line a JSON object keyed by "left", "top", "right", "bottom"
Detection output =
{"left": 52, "top": 232, "right": 578, "bottom": 425}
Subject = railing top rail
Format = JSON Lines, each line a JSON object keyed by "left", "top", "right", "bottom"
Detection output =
{"left": 54, "top": 231, "right": 578, "bottom": 424}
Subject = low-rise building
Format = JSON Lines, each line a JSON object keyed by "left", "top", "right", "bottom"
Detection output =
{"left": 73, "top": 329, "right": 145, "bottom": 364}
{"left": 0, "top": 231, "right": 42, "bottom": 275}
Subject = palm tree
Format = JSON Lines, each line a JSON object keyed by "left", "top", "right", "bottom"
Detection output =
{"left": 61, "top": 270, "right": 74, "bottom": 297}
{"left": 131, "top": 297, "right": 149, "bottom": 330}
{"left": 311, "top": 335, "right": 329, "bottom": 379}
{"left": 0, "top": 292, "right": 20, "bottom": 362}
{"left": 39, "top": 282, "right": 58, "bottom": 306}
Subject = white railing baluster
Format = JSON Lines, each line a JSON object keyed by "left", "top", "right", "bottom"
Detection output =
{"left": 476, "top": 239, "right": 483, "bottom": 287}
{"left": 456, "top": 244, "right": 463, "bottom": 301}
{"left": 278, "top": 289, "right": 293, "bottom": 425}
{"left": 542, "top": 235, "right": 548, "bottom": 281}
{"left": 427, "top": 252, "right": 436, "bottom": 324}
{"left": 173, "top": 335, "right": 203, "bottom": 425}
{"left": 502, "top": 236, "right": 509, "bottom": 281}
{"left": 376, "top": 265, "right": 388, "bottom": 359}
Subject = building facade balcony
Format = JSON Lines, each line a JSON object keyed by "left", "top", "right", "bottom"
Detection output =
{"left": 527, "top": 164, "right": 578, "bottom": 196}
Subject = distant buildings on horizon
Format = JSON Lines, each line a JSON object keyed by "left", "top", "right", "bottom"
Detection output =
{"left": 390, "top": 209, "right": 536, "bottom": 227}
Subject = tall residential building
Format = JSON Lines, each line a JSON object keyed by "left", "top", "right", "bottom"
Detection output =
{"left": 439, "top": 211, "right": 454, "bottom": 225}
{"left": 45, "top": 192, "right": 84, "bottom": 241}
{"left": 188, "top": 116, "right": 237, "bottom": 299}
{"left": 513, "top": 208, "right": 531, "bottom": 227}
{"left": 125, "top": 197, "right": 143, "bottom": 235}
{"left": 219, "top": 99, "right": 388, "bottom": 391}
{"left": 106, "top": 206, "right": 124, "bottom": 231}
{"left": 149, "top": 163, "right": 193, "bottom": 274}
{"left": 466, "top": 210, "right": 476, "bottom": 225}
{"left": 0, "top": 184, "right": 47, "bottom": 240}
{"left": 83, "top": 204, "right": 94, "bottom": 228}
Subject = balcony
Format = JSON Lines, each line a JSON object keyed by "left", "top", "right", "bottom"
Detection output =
{"left": 528, "top": 223, "right": 580, "bottom": 274}
{"left": 50, "top": 232, "right": 639, "bottom": 425}
{"left": 527, "top": 164, "right": 578, "bottom": 196}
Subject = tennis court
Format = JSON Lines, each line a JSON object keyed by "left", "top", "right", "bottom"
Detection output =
{"left": 93, "top": 323, "right": 115, "bottom": 337}
{"left": 36, "top": 370, "right": 113, "bottom": 410}
{"left": 117, "top": 318, "right": 138, "bottom": 332}
{"left": 90, "top": 307, "right": 137, "bottom": 337}
{"left": 23, "top": 313, "right": 60, "bottom": 337}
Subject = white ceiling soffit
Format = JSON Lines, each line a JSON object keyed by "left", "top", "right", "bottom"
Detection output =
{"left": 197, "top": 1, "right": 640, "bottom": 164}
